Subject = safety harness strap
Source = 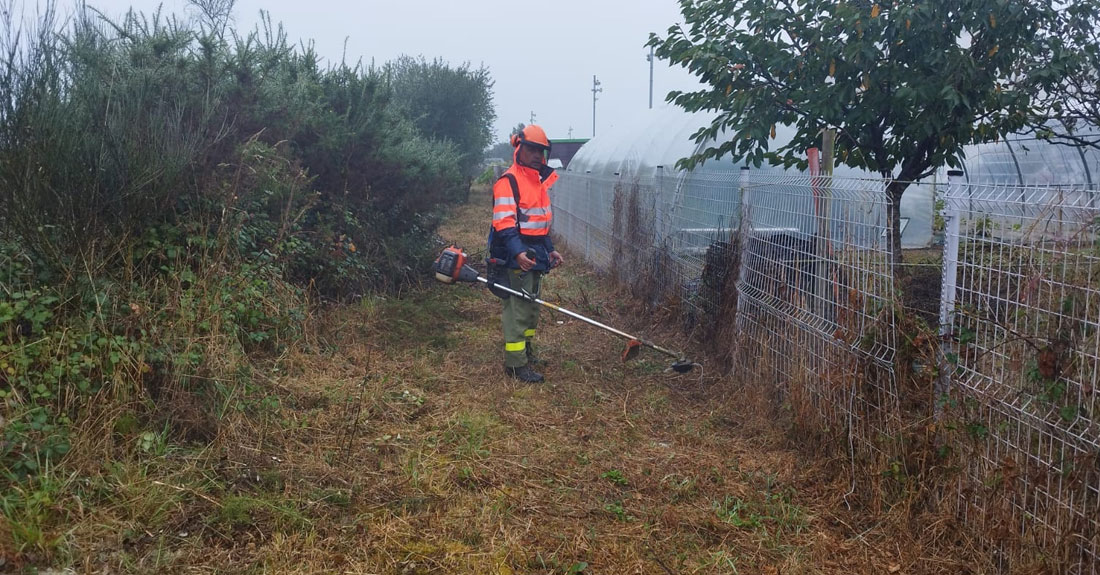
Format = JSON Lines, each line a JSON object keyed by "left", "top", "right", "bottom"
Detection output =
{"left": 502, "top": 174, "right": 526, "bottom": 223}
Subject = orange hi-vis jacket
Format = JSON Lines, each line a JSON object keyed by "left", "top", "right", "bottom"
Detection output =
{"left": 491, "top": 157, "right": 559, "bottom": 271}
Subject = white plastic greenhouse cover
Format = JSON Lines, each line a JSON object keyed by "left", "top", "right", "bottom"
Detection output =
{"left": 564, "top": 108, "right": 1099, "bottom": 249}
{"left": 960, "top": 122, "right": 1100, "bottom": 186}
{"left": 566, "top": 106, "right": 935, "bottom": 248}
{"left": 568, "top": 107, "right": 826, "bottom": 177}
{"left": 569, "top": 107, "right": 1099, "bottom": 183}
{"left": 568, "top": 107, "right": 715, "bottom": 176}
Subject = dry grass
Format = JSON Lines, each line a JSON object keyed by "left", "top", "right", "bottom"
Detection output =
{"left": 1, "top": 185, "right": 991, "bottom": 574}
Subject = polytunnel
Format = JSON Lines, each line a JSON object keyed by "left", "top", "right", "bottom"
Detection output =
{"left": 551, "top": 109, "right": 1100, "bottom": 320}
{"left": 560, "top": 106, "right": 936, "bottom": 255}
{"left": 959, "top": 122, "right": 1100, "bottom": 186}
{"left": 565, "top": 106, "right": 726, "bottom": 179}
{"left": 559, "top": 111, "right": 1100, "bottom": 256}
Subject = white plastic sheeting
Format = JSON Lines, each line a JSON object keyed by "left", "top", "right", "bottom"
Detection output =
{"left": 567, "top": 107, "right": 724, "bottom": 178}
{"left": 567, "top": 107, "right": 934, "bottom": 248}
{"left": 963, "top": 127, "right": 1100, "bottom": 186}
{"left": 565, "top": 109, "right": 1099, "bottom": 250}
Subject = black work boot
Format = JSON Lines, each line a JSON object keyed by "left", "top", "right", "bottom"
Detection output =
{"left": 504, "top": 364, "right": 544, "bottom": 383}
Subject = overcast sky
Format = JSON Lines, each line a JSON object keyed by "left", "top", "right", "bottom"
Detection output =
{"left": 60, "top": 0, "right": 704, "bottom": 144}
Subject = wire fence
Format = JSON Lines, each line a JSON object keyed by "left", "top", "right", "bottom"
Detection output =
{"left": 555, "top": 170, "right": 900, "bottom": 441}
{"left": 734, "top": 174, "right": 898, "bottom": 452}
{"left": 940, "top": 176, "right": 1100, "bottom": 573}
{"left": 552, "top": 169, "right": 746, "bottom": 320}
{"left": 553, "top": 168, "right": 1100, "bottom": 572}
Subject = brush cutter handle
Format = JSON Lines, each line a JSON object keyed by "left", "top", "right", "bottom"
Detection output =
{"left": 525, "top": 247, "right": 561, "bottom": 271}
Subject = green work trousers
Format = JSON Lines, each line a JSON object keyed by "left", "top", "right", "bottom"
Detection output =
{"left": 502, "top": 268, "right": 541, "bottom": 368}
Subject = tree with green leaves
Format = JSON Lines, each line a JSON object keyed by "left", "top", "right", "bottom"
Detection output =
{"left": 384, "top": 56, "right": 496, "bottom": 177}
{"left": 650, "top": 0, "right": 1100, "bottom": 261}
{"left": 1026, "top": 15, "right": 1100, "bottom": 150}
{"left": 487, "top": 140, "right": 514, "bottom": 162}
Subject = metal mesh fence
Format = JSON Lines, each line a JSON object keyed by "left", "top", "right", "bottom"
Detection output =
{"left": 734, "top": 174, "right": 898, "bottom": 448}
{"left": 555, "top": 170, "right": 900, "bottom": 440}
{"left": 553, "top": 169, "right": 746, "bottom": 322}
{"left": 940, "top": 179, "right": 1100, "bottom": 573}
{"left": 552, "top": 169, "right": 1100, "bottom": 569}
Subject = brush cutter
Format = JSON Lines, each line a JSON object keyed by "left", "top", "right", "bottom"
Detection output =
{"left": 433, "top": 245, "right": 696, "bottom": 373}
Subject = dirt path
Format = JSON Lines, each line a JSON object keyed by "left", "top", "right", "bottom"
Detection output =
{"left": 46, "top": 186, "right": 977, "bottom": 574}
{"left": 205, "top": 186, "right": 962, "bottom": 574}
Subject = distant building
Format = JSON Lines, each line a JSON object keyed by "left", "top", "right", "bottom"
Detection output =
{"left": 549, "top": 138, "right": 588, "bottom": 169}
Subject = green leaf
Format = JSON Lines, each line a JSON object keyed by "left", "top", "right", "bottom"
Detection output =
{"left": 649, "top": 0, "right": 1097, "bottom": 240}
{"left": 958, "top": 327, "right": 976, "bottom": 346}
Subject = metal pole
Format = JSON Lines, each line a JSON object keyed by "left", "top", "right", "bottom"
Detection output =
{"left": 936, "top": 169, "right": 965, "bottom": 413}
{"left": 592, "top": 75, "right": 602, "bottom": 137}
{"left": 647, "top": 46, "right": 654, "bottom": 109}
{"left": 734, "top": 166, "right": 751, "bottom": 353}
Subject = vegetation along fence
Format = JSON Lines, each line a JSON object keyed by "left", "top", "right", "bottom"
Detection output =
{"left": 940, "top": 175, "right": 1099, "bottom": 572}
{"left": 553, "top": 169, "right": 1099, "bottom": 572}
{"left": 734, "top": 174, "right": 899, "bottom": 458}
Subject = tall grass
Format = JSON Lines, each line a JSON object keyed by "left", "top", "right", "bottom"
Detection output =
{"left": 0, "top": 1, "right": 486, "bottom": 482}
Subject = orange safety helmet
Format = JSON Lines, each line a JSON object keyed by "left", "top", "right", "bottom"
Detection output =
{"left": 510, "top": 125, "right": 552, "bottom": 153}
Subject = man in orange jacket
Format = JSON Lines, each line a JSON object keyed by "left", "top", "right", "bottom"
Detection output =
{"left": 489, "top": 125, "right": 563, "bottom": 383}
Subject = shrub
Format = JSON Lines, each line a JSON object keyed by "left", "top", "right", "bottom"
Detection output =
{"left": 0, "top": 3, "right": 494, "bottom": 475}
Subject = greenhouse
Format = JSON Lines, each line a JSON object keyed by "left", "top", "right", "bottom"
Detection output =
{"left": 558, "top": 108, "right": 1100, "bottom": 257}
{"left": 962, "top": 123, "right": 1100, "bottom": 186}
{"left": 558, "top": 106, "right": 937, "bottom": 285}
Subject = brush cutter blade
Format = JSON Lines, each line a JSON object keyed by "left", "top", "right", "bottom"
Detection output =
{"left": 669, "top": 360, "right": 696, "bottom": 374}
{"left": 622, "top": 339, "right": 642, "bottom": 362}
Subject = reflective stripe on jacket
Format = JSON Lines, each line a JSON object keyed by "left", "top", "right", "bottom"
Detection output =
{"left": 492, "top": 165, "right": 558, "bottom": 236}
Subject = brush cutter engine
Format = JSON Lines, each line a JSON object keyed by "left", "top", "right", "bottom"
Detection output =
{"left": 433, "top": 245, "right": 481, "bottom": 284}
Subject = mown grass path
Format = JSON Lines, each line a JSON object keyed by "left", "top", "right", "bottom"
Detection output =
{"left": 11, "top": 186, "right": 978, "bottom": 574}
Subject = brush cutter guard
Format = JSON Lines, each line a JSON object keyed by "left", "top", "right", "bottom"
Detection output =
{"left": 433, "top": 246, "right": 696, "bottom": 373}
{"left": 622, "top": 339, "right": 642, "bottom": 362}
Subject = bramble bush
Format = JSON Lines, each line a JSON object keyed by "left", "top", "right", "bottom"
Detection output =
{"left": 0, "top": 3, "right": 493, "bottom": 476}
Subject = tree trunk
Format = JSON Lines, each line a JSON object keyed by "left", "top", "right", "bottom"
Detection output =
{"left": 886, "top": 180, "right": 906, "bottom": 266}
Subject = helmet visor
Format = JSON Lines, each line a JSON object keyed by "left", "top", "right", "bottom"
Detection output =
{"left": 519, "top": 143, "right": 550, "bottom": 165}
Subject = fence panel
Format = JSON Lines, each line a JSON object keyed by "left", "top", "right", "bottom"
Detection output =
{"left": 554, "top": 170, "right": 745, "bottom": 318}
{"left": 552, "top": 169, "right": 1100, "bottom": 570}
{"left": 734, "top": 174, "right": 899, "bottom": 450}
{"left": 941, "top": 181, "right": 1100, "bottom": 573}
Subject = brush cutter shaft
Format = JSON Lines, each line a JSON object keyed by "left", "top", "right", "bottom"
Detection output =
{"left": 474, "top": 276, "right": 681, "bottom": 360}
{"left": 435, "top": 246, "right": 685, "bottom": 362}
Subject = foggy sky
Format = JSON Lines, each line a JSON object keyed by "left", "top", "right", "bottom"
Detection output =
{"left": 63, "top": 0, "right": 704, "bottom": 144}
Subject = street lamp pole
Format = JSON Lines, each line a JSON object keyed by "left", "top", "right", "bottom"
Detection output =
{"left": 591, "top": 75, "right": 602, "bottom": 138}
